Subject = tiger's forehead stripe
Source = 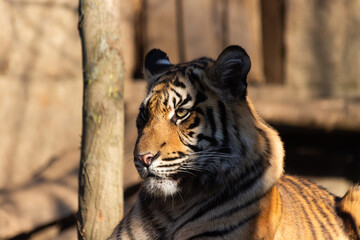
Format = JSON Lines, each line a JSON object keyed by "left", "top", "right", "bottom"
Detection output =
{"left": 170, "top": 88, "right": 182, "bottom": 105}
{"left": 173, "top": 76, "right": 186, "bottom": 88}
{"left": 146, "top": 69, "right": 205, "bottom": 109}
{"left": 179, "top": 94, "right": 192, "bottom": 108}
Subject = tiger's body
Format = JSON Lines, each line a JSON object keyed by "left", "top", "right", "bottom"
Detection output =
{"left": 109, "top": 46, "right": 360, "bottom": 240}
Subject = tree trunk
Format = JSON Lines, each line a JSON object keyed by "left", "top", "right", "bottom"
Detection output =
{"left": 77, "top": 0, "right": 124, "bottom": 239}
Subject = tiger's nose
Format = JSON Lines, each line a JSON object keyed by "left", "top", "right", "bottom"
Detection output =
{"left": 137, "top": 153, "right": 154, "bottom": 166}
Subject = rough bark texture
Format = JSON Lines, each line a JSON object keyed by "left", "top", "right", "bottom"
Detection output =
{"left": 77, "top": 0, "right": 124, "bottom": 239}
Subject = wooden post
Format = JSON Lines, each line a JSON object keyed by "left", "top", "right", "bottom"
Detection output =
{"left": 77, "top": 0, "right": 124, "bottom": 239}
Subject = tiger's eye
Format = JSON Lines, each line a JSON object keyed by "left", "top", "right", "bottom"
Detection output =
{"left": 175, "top": 109, "right": 189, "bottom": 119}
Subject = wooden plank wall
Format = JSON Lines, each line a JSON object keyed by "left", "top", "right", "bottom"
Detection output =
{"left": 261, "top": 0, "right": 284, "bottom": 84}
{"left": 139, "top": 0, "right": 266, "bottom": 83}
{"left": 130, "top": 0, "right": 360, "bottom": 98}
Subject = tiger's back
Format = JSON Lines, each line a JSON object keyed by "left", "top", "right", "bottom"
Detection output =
{"left": 271, "top": 176, "right": 349, "bottom": 239}
{"left": 109, "top": 46, "right": 359, "bottom": 240}
{"left": 111, "top": 176, "right": 355, "bottom": 240}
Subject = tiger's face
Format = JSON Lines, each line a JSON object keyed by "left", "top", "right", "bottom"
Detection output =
{"left": 134, "top": 46, "right": 252, "bottom": 197}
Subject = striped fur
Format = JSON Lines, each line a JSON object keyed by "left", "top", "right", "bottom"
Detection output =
{"left": 109, "top": 46, "right": 359, "bottom": 240}
{"left": 337, "top": 185, "right": 360, "bottom": 239}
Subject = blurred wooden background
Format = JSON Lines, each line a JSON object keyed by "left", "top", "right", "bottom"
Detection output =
{"left": 0, "top": 0, "right": 359, "bottom": 239}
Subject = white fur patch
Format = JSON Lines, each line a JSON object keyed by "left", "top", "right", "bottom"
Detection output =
{"left": 144, "top": 178, "right": 179, "bottom": 197}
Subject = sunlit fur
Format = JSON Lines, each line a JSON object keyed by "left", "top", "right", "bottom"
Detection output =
{"left": 109, "top": 46, "right": 360, "bottom": 240}
{"left": 337, "top": 185, "right": 360, "bottom": 239}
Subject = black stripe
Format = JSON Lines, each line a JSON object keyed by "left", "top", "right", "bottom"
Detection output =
{"left": 151, "top": 75, "right": 164, "bottom": 86}
{"left": 185, "top": 143, "right": 201, "bottom": 152}
{"left": 256, "top": 127, "right": 271, "bottom": 165}
{"left": 162, "top": 156, "right": 185, "bottom": 161}
{"left": 188, "top": 71, "right": 206, "bottom": 91}
{"left": 239, "top": 140, "right": 247, "bottom": 157}
{"left": 194, "top": 107, "right": 204, "bottom": 116}
{"left": 169, "top": 66, "right": 187, "bottom": 76}
{"left": 178, "top": 134, "right": 201, "bottom": 152}
{"left": 336, "top": 205, "right": 360, "bottom": 240}
{"left": 197, "top": 133, "right": 218, "bottom": 146}
{"left": 179, "top": 94, "right": 192, "bottom": 107}
{"left": 300, "top": 178, "right": 334, "bottom": 208}
{"left": 113, "top": 219, "right": 125, "bottom": 239}
{"left": 187, "top": 62, "right": 206, "bottom": 69}
{"left": 173, "top": 156, "right": 267, "bottom": 234}
{"left": 125, "top": 209, "right": 136, "bottom": 240}
{"left": 233, "top": 124, "right": 247, "bottom": 157}
{"left": 273, "top": 186, "right": 284, "bottom": 234}
{"left": 157, "top": 163, "right": 180, "bottom": 168}
{"left": 139, "top": 191, "right": 161, "bottom": 239}
{"left": 139, "top": 190, "right": 173, "bottom": 239}
{"left": 177, "top": 151, "right": 185, "bottom": 157}
{"left": 285, "top": 177, "right": 333, "bottom": 239}
{"left": 188, "top": 117, "right": 200, "bottom": 129}
{"left": 210, "top": 192, "right": 266, "bottom": 220}
{"left": 233, "top": 124, "right": 241, "bottom": 142}
{"left": 172, "top": 97, "right": 177, "bottom": 108}
{"left": 179, "top": 130, "right": 192, "bottom": 141}
{"left": 206, "top": 107, "right": 217, "bottom": 135}
{"left": 187, "top": 71, "right": 199, "bottom": 86}
{"left": 173, "top": 77, "right": 186, "bottom": 88}
{"left": 171, "top": 88, "right": 182, "bottom": 108}
{"left": 298, "top": 202, "right": 319, "bottom": 239}
{"left": 171, "top": 88, "right": 182, "bottom": 99}
{"left": 195, "top": 57, "right": 213, "bottom": 67}
{"left": 293, "top": 177, "right": 340, "bottom": 237}
{"left": 218, "top": 101, "right": 229, "bottom": 145}
{"left": 187, "top": 212, "right": 259, "bottom": 240}
{"left": 217, "top": 147, "right": 232, "bottom": 154}
{"left": 279, "top": 180, "right": 318, "bottom": 239}
{"left": 162, "top": 93, "right": 169, "bottom": 107}
{"left": 194, "top": 91, "right": 208, "bottom": 106}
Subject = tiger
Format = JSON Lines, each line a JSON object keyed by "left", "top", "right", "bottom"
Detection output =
{"left": 109, "top": 45, "right": 360, "bottom": 240}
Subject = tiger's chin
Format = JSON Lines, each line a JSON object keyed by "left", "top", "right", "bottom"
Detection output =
{"left": 142, "top": 176, "right": 181, "bottom": 197}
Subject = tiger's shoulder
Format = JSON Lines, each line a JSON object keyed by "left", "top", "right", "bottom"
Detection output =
{"left": 254, "top": 175, "right": 360, "bottom": 240}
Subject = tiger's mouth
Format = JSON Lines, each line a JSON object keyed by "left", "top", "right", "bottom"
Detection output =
{"left": 136, "top": 162, "right": 183, "bottom": 182}
{"left": 134, "top": 152, "right": 193, "bottom": 196}
{"left": 146, "top": 171, "right": 183, "bottom": 183}
{"left": 135, "top": 152, "right": 190, "bottom": 179}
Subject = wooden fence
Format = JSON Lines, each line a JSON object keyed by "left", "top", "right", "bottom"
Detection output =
{"left": 132, "top": 0, "right": 270, "bottom": 84}
{"left": 126, "top": 0, "right": 360, "bottom": 99}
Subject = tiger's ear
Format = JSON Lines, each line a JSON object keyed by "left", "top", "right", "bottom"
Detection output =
{"left": 210, "top": 45, "right": 251, "bottom": 101}
{"left": 144, "top": 49, "right": 173, "bottom": 89}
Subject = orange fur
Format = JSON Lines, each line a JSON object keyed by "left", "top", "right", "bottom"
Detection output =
{"left": 337, "top": 185, "right": 360, "bottom": 239}
{"left": 253, "top": 186, "right": 282, "bottom": 239}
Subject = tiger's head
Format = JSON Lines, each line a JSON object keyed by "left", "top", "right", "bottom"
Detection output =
{"left": 134, "top": 46, "right": 281, "bottom": 198}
